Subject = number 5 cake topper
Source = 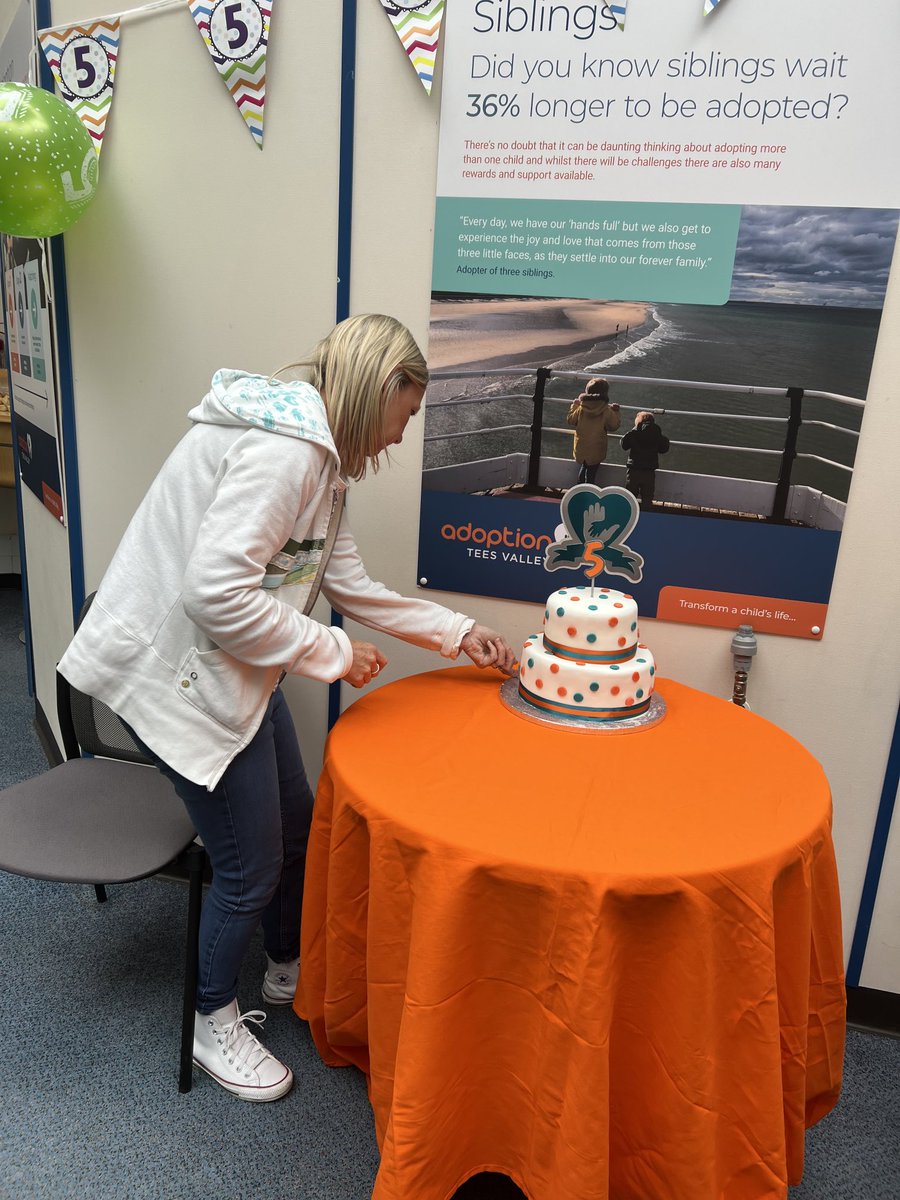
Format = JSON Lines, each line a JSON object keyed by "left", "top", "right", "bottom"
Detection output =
{"left": 544, "top": 485, "right": 644, "bottom": 584}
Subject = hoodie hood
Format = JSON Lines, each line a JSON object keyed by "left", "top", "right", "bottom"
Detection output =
{"left": 189, "top": 370, "right": 339, "bottom": 466}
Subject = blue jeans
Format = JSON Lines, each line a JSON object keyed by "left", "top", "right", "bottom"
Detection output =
{"left": 131, "top": 688, "right": 314, "bottom": 1013}
{"left": 577, "top": 462, "right": 600, "bottom": 485}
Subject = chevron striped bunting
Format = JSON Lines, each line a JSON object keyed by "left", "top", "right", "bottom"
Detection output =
{"left": 188, "top": 0, "right": 273, "bottom": 149}
{"left": 379, "top": 1, "right": 445, "bottom": 95}
{"left": 38, "top": 20, "right": 120, "bottom": 156}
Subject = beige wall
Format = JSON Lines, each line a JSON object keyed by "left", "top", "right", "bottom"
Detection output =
{"left": 23, "top": 1, "right": 899, "bottom": 990}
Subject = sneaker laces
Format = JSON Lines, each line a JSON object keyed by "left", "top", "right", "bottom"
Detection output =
{"left": 216, "top": 1009, "right": 275, "bottom": 1074}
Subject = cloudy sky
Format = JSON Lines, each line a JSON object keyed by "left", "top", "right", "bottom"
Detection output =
{"left": 729, "top": 206, "right": 899, "bottom": 307}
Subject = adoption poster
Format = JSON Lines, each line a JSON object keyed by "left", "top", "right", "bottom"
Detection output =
{"left": 417, "top": 0, "right": 900, "bottom": 638}
{"left": 2, "top": 235, "right": 66, "bottom": 523}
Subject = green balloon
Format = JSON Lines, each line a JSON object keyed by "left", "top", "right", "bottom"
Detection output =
{"left": 0, "top": 83, "right": 99, "bottom": 238}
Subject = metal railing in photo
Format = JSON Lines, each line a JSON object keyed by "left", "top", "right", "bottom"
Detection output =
{"left": 424, "top": 367, "right": 863, "bottom": 524}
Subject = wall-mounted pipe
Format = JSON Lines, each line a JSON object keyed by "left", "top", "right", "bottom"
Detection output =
{"left": 731, "top": 625, "right": 758, "bottom": 707}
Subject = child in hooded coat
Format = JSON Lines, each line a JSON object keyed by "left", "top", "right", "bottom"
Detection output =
{"left": 566, "top": 377, "right": 620, "bottom": 485}
{"left": 621, "top": 410, "right": 670, "bottom": 509}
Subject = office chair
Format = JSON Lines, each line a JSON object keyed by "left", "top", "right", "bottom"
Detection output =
{"left": 0, "top": 593, "right": 206, "bottom": 1092}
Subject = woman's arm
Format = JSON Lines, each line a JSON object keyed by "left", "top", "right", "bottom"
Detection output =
{"left": 322, "top": 512, "right": 516, "bottom": 674}
{"left": 180, "top": 433, "right": 352, "bottom": 681}
{"left": 321, "top": 513, "right": 475, "bottom": 657}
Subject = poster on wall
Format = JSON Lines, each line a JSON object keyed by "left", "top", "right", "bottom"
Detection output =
{"left": 0, "top": 0, "right": 35, "bottom": 84}
{"left": 2, "top": 235, "right": 66, "bottom": 523}
{"left": 417, "top": 0, "right": 900, "bottom": 639}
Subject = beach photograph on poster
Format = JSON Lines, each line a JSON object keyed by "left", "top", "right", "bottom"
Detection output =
{"left": 418, "top": 203, "right": 898, "bottom": 637}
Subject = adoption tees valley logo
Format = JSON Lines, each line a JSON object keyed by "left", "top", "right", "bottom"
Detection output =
{"left": 440, "top": 520, "right": 552, "bottom": 565}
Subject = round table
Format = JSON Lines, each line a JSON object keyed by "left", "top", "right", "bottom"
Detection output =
{"left": 297, "top": 668, "right": 845, "bottom": 1200}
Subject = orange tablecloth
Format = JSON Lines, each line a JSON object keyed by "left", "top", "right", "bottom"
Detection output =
{"left": 296, "top": 668, "right": 845, "bottom": 1200}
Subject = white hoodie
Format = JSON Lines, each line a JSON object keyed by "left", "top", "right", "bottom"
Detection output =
{"left": 58, "top": 370, "right": 474, "bottom": 788}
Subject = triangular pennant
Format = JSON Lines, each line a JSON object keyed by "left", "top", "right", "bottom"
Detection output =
{"left": 379, "top": 1, "right": 445, "bottom": 95}
{"left": 187, "top": 0, "right": 273, "bottom": 149}
{"left": 609, "top": 2, "right": 628, "bottom": 30}
{"left": 704, "top": 0, "right": 726, "bottom": 12}
{"left": 37, "top": 20, "right": 120, "bottom": 156}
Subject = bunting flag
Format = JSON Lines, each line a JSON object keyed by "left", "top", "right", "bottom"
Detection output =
{"left": 609, "top": 2, "right": 628, "bottom": 30}
{"left": 187, "top": 0, "right": 273, "bottom": 148}
{"left": 379, "top": 1, "right": 445, "bottom": 95}
{"left": 38, "top": 21, "right": 120, "bottom": 155}
{"left": 613, "top": 0, "right": 730, "bottom": 28}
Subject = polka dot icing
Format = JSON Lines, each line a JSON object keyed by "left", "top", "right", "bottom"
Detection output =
{"left": 518, "top": 584, "right": 656, "bottom": 722}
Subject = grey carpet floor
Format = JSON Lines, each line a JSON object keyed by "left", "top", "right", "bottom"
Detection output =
{"left": 1, "top": 587, "right": 897, "bottom": 1200}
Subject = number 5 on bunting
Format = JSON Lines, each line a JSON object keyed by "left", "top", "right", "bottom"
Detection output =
{"left": 188, "top": 0, "right": 273, "bottom": 149}
{"left": 38, "top": 21, "right": 120, "bottom": 156}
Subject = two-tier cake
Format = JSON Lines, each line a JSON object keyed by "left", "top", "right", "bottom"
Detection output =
{"left": 517, "top": 584, "right": 656, "bottom": 721}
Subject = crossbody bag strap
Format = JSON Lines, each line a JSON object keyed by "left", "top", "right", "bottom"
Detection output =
{"left": 302, "top": 485, "right": 345, "bottom": 616}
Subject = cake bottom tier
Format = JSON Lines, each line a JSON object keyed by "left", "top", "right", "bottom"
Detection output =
{"left": 518, "top": 636, "right": 656, "bottom": 721}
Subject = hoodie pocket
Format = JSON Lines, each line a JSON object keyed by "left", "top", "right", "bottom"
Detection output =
{"left": 174, "top": 646, "right": 272, "bottom": 735}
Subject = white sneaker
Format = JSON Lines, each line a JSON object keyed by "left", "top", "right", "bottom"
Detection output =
{"left": 261, "top": 955, "right": 300, "bottom": 1005}
{"left": 193, "top": 1000, "right": 293, "bottom": 1101}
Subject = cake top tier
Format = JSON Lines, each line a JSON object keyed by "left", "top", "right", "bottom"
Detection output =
{"left": 543, "top": 585, "right": 640, "bottom": 663}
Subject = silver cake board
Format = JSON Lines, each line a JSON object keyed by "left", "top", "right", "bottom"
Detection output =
{"left": 499, "top": 677, "right": 666, "bottom": 734}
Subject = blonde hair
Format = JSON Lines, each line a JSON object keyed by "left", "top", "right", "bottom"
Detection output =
{"left": 272, "top": 314, "right": 428, "bottom": 480}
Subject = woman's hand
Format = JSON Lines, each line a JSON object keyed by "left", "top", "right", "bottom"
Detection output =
{"left": 344, "top": 641, "right": 389, "bottom": 688}
{"left": 456, "top": 625, "right": 518, "bottom": 676}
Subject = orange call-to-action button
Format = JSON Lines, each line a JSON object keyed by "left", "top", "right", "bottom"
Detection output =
{"left": 656, "top": 586, "right": 827, "bottom": 640}
{"left": 41, "top": 483, "right": 64, "bottom": 523}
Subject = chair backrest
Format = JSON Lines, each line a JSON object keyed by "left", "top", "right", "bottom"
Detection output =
{"left": 57, "top": 592, "right": 154, "bottom": 766}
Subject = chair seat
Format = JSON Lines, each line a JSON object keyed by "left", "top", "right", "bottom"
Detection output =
{"left": 0, "top": 758, "right": 197, "bottom": 884}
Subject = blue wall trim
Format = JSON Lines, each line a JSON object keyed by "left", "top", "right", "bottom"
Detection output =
{"left": 36, "top": 0, "right": 85, "bottom": 624}
{"left": 846, "top": 701, "right": 900, "bottom": 986}
{"left": 328, "top": 0, "right": 358, "bottom": 732}
{"left": 336, "top": 0, "right": 357, "bottom": 325}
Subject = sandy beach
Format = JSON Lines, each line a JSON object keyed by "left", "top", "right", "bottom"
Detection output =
{"left": 427, "top": 297, "right": 651, "bottom": 372}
